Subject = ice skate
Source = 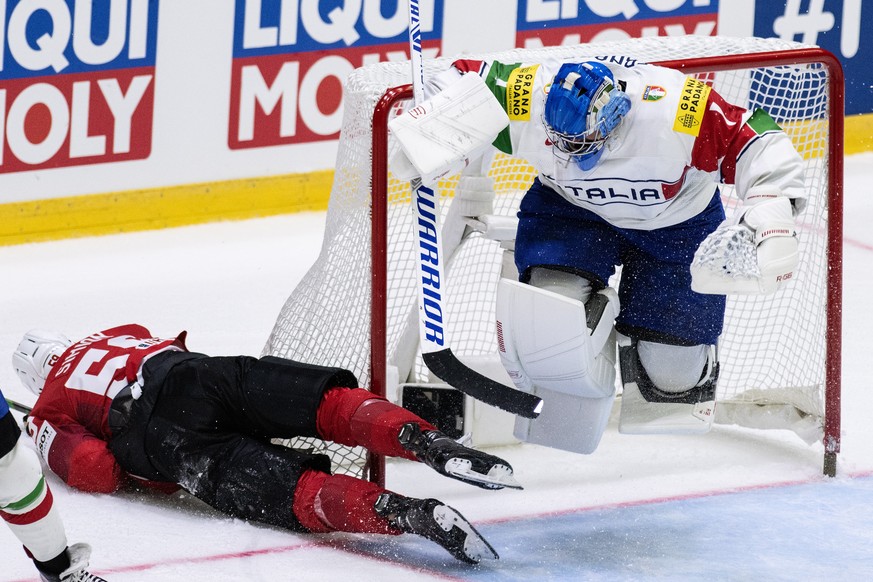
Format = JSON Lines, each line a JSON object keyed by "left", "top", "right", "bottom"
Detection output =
{"left": 38, "top": 543, "right": 107, "bottom": 582}
{"left": 374, "top": 493, "right": 498, "bottom": 564}
{"left": 398, "top": 422, "right": 522, "bottom": 490}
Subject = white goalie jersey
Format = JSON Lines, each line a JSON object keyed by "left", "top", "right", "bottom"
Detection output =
{"left": 428, "top": 55, "right": 807, "bottom": 231}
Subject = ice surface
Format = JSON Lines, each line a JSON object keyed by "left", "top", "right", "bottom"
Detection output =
{"left": 2, "top": 153, "right": 873, "bottom": 581}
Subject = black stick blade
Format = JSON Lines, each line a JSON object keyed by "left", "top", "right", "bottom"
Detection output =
{"left": 423, "top": 349, "right": 542, "bottom": 419}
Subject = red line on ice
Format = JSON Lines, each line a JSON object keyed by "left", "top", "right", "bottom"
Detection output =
{"left": 480, "top": 468, "right": 873, "bottom": 526}
{"left": 845, "top": 236, "right": 873, "bottom": 252}
{"left": 10, "top": 538, "right": 465, "bottom": 582}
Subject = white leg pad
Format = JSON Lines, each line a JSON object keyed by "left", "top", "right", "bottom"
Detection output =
{"left": 495, "top": 278, "right": 619, "bottom": 398}
{"left": 513, "top": 338, "right": 618, "bottom": 453}
{"left": 617, "top": 335, "right": 717, "bottom": 435}
{"left": 496, "top": 276, "right": 620, "bottom": 453}
{"left": 514, "top": 387, "right": 615, "bottom": 455}
{"left": 619, "top": 382, "right": 715, "bottom": 434}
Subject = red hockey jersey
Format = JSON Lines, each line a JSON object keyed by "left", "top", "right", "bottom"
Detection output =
{"left": 28, "top": 324, "right": 186, "bottom": 493}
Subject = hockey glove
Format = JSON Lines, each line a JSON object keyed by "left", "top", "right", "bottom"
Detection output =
{"left": 388, "top": 73, "right": 509, "bottom": 185}
{"left": 691, "top": 186, "right": 799, "bottom": 295}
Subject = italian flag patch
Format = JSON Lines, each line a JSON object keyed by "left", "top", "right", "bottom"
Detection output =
{"left": 747, "top": 107, "right": 783, "bottom": 134}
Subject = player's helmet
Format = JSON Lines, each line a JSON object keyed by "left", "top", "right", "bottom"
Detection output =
{"left": 12, "top": 330, "right": 71, "bottom": 395}
{"left": 543, "top": 61, "right": 632, "bottom": 164}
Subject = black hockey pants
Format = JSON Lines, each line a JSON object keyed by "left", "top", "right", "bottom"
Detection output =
{"left": 109, "top": 351, "right": 358, "bottom": 531}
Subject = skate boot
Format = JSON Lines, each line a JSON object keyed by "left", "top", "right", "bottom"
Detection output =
{"left": 398, "top": 422, "right": 521, "bottom": 490}
{"left": 38, "top": 543, "right": 108, "bottom": 582}
{"left": 374, "top": 492, "right": 498, "bottom": 564}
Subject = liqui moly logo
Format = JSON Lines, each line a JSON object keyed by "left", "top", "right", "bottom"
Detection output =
{"left": 229, "top": 0, "right": 441, "bottom": 149}
{"left": 517, "top": 0, "right": 719, "bottom": 48}
{"left": 0, "top": 0, "right": 159, "bottom": 174}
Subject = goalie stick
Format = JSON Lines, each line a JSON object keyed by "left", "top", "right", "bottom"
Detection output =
{"left": 405, "top": 1, "right": 541, "bottom": 419}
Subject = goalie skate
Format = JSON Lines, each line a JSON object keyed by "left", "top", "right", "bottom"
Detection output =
{"left": 374, "top": 493, "right": 499, "bottom": 564}
{"left": 398, "top": 423, "right": 522, "bottom": 490}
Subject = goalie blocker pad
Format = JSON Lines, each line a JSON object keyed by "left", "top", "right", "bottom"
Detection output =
{"left": 388, "top": 73, "right": 510, "bottom": 185}
{"left": 496, "top": 279, "right": 620, "bottom": 454}
{"left": 617, "top": 335, "right": 717, "bottom": 435}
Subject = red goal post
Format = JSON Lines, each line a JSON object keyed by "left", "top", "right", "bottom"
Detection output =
{"left": 265, "top": 36, "right": 844, "bottom": 484}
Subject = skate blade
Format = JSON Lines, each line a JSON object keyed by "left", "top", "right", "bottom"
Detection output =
{"left": 445, "top": 459, "right": 523, "bottom": 490}
{"left": 434, "top": 505, "right": 499, "bottom": 563}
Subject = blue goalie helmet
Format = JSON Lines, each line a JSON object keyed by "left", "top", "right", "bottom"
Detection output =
{"left": 543, "top": 61, "right": 632, "bottom": 165}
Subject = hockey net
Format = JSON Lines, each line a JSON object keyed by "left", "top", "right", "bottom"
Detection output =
{"left": 264, "top": 36, "right": 843, "bottom": 481}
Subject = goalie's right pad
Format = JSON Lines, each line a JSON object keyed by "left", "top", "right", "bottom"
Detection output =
{"left": 691, "top": 188, "right": 799, "bottom": 295}
{"left": 513, "top": 384, "right": 616, "bottom": 455}
{"left": 617, "top": 335, "right": 717, "bottom": 435}
{"left": 389, "top": 73, "right": 510, "bottom": 185}
{"left": 496, "top": 279, "right": 620, "bottom": 454}
{"left": 495, "top": 279, "right": 619, "bottom": 397}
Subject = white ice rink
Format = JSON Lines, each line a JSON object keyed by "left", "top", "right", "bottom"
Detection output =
{"left": 2, "top": 152, "right": 873, "bottom": 581}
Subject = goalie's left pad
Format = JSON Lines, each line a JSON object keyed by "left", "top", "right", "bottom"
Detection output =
{"left": 617, "top": 335, "right": 717, "bottom": 435}
{"left": 496, "top": 279, "right": 620, "bottom": 454}
{"left": 691, "top": 187, "right": 799, "bottom": 295}
{"left": 389, "top": 73, "right": 510, "bottom": 185}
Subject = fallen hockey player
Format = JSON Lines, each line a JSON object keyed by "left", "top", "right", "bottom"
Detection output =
{"left": 14, "top": 324, "right": 522, "bottom": 564}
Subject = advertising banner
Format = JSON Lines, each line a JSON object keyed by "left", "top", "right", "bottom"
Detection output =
{"left": 516, "top": 0, "right": 719, "bottom": 48}
{"left": 1, "top": 0, "right": 869, "bottom": 238}
{"left": 0, "top": 0, "right": 159, "bottom": 175}
{"left": 228, "top": 0, "right": 443, "bottom": 149}
{"left": 752, "top": 0, "right": 869, "bottom": 115}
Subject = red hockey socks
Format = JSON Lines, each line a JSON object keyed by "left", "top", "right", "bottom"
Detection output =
{"left": 316, "top": 387, "right": 436, "bottom": 460}
{"left": 292, "top": 470, "right": 401, "bottom": 535}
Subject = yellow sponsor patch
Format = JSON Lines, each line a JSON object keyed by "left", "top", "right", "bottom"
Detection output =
{"left": 673, "top": 77, "right": 711, "bottom": 136}
{"left": 507, "top": 64, "right": 539, "bottom": 121}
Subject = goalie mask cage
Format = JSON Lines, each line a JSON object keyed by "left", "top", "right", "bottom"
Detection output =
{"left": 264, "top": 36, "right": 843, "bottom": 484}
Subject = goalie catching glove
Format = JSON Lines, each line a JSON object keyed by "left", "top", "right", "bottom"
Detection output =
{"left": 691, "top": 186, "right": 800, "bottom": 295}
{"left": 389, "top": 73, "right": 509, "bottom": 185}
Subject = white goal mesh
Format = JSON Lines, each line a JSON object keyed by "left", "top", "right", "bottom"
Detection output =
{"left": 264, "top": 36, "right": 842, "bottom": 479}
